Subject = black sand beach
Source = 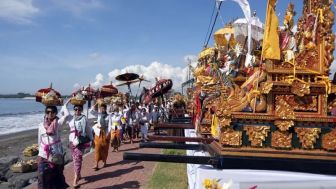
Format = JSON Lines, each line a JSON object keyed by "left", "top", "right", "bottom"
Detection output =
{"left": 0, "top": 130, "right": 39, "bottom": 159}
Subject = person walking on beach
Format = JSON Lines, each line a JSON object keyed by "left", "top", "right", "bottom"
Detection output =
{"left": 126, "top": 104, "right": 139, "bottom": 144}
{"left": 90, "top": 103, "right": 112, "bottom": 169}
{"left": 110, "top": 126, "right": 121, "bottom": 151}
{"left": 110, "top": 105, "right": 122, "bottom": 151}
{"left": 139, "top": 107, "right": 150, "bottom": 142}
{"left": 150, "top": 106, "right": 161, "bottom": 134}
{"left": 37, "top": 103, "right": 69, "bottom": 189}
{"left": 121, "top": 105, "right": 129, "bottom": 141}
{"left": 66, "top": 104, "right": 93, "bottom": 187}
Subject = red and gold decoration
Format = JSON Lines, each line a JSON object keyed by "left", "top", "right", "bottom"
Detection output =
{"left": 295, "top": 127, "right": 321, "bottom": 149}
{"left": 70, "top": 91, "right": 86, "bottom": 106}
{"left": 189, "top": 0, "right": 336, "bottom": 161}
{"left": 35, "top": 83, "right": 62, "bottom": 106}
{"left": 244, "top": 126, "right": 270, "bottom": 147}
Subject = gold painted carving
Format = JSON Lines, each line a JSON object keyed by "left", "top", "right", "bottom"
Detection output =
{"left": 200, "top": 124, "right": 211, "bottom": 133}
{"left": 276, "top": 95, "right": 317, "bottom": 113}
{"left": 203, "top": 110, "right": 212, "bottom": 124}
{"left": 275, "top": 95, "right": 295, "bottom": 119}
{"left": 219, "top": 117, "right": 231, "bottom": 128}
{"left": 220, "top": 128, "right": 242, "bottom": 146}
{"left": 322, "top": 129, "right": 336, "bottom": 151}
{"left": 291, "top": 80, "right": 310, "bottom": 97}
{"left": 244, "top": 126, "right": 270, "bottom": 147}
{"left": 295, "top": 128, "right": 321, "bottom": 149}
{"left": 287, "top": 95, "right": 318, "bottom": 112}
{"left": 296, "top": 0, "right": 335, "bottom": 74}
{"left": 271, "top": 131, "right": 292, "bottom": 149}
{"left": 274, "top": 120, "right": 294, "bottom": 131}
{"left": 260, "top": 82, "right": 273, "bottom": 94}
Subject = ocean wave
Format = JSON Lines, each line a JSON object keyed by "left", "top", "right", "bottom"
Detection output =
{"left": 0, "top": 108, "right": 95, "bottom": 136}
{"left": 0, "top": 113, "right": 43, "bottom": 135}
{"left": 0, "top": 111, "right": 44, "bottom": 117}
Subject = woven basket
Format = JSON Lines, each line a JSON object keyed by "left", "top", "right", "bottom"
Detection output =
{"left": 10, "top": 163, "right": 31, "bottom": 173}
{"left": 23, "top": 148, "right": 38, "bottom": 157}
{"left": 70, "top": 98, "right": 86, "bottom": 106}
{"left": 96, "top": 98, "right": 106, "bottom": 106}
{"left": 26, "top": 160, "right": 38, "bottom": 171}
{"left": 41, "top": 98, "right": 62, "bottom": 106}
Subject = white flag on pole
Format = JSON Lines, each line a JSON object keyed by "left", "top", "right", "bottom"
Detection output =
{"left": 217, "top": 0, "right": 252, "bottom": 66}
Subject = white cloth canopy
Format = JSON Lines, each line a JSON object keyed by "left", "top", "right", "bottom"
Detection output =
{"left": 217, "top": 0, "right": 254, "bottom": 66}
{"left": 233, "top": 17, "right": 264, "bottom": 41}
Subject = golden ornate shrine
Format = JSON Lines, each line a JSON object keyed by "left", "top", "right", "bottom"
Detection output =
{"left": 191, "top": 0, "right": 336, "bottom": 161}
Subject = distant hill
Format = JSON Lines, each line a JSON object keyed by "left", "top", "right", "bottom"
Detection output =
{"left": 0, "top": 93, "right": 34, "bottom": 98}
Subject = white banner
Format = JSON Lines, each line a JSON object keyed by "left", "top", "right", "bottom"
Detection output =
{"left": 217, "top": 0, "right": 252, "bottom": 66}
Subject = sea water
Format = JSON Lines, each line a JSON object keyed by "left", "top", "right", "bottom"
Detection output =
{"left": 0, "top": 98, "right": 44, "bottom": 135}
{"left": 0, "top": 98, "right": 95, "bottom": 136}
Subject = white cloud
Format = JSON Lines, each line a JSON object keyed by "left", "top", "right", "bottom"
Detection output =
{"left": 91, "top": 73, "right": 104, "bottom": 89}
{"left": 51, "top": 0, "right": 102, "bottom": 17}
{"left": 0, "top": 0, "right": 39, "bottom": 24}
{"left": 106, "top": 61, "right": 189, "bottom": 94}
{"left": 183, "top": 55, "right": 198, "bottom": 67}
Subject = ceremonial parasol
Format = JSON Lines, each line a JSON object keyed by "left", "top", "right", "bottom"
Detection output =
{"left": 83, "top": 84, "right": 96, "bottom": 99}
{"left": 35, "top": 83, "right": 62, "bottom": 106}
{"left": 100, "top": 82, "right": 118, "bottom": 98}
{"left": 115, "top": 73, "right": 139, "bottom": 81}
{"left": 115, "top": 73, "right": 140, "bottom": 96}
{"left": 116, "top": 80, "right": 140, "bottom": 95}
{"left": 214, "top": 25, "right": 235, "bottom": 47}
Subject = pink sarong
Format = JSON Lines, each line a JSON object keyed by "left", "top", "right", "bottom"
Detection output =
{"left": 70, "top": 145, "right": 84, "bottom": 176}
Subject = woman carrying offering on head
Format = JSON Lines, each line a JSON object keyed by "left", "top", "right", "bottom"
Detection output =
{"left": 90, "top": 102, "right": 112, "bottom": 169}
{"left": 37, "top": 103, "right": 69, "bottom": 189}
{"left": 66, "top": 103, "right": 93, "bottom": 187}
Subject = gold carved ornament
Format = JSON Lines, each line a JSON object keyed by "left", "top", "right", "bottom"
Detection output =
{"left": 290, "top": 79, "right": 310, "bottom": 97}
{"left": 275, "top": 96, "right": 295, "bottom": 120}
{"left": 200, "top": 124, "right": 212, "bottom": 133}
{"left": 285, "top": 54, "right": 331, "bottom": 95}
{"left": 220, "top": 128, "right": 242, "bottom": 147}
{"left": 322, "top": 129, "right": 336, "bottom": 151}
{"left": 295, "top": 128, "right": 321, "bottom": 149}
{"left": 274, "top": 120, "right": 294, "bottom": 132}
{"left": 259, "top": 82, "right": 273, "bottom": 94}
{"left": 285, "top": 95, "right": 318, "bottom": 112}
{"left": 271, "top": 131, "right": 292, "bottom": 149}
{"left": 244, "top": 126, "right": 271, "bottom": 147}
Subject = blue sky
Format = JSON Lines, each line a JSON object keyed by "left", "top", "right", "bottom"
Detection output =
{"left": 0, "top": 0, "right": 334, "bottom": 94}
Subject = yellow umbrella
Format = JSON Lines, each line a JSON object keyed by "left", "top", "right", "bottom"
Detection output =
{"left": 214, "top": 25, "right": 235, "bottom": 47}
{"left": 198, "top": 47, "right": 215, "bottom": 60}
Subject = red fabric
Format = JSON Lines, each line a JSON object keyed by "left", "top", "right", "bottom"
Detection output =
{"left": 194, "top": 90, "right": 201, "bottom": 124}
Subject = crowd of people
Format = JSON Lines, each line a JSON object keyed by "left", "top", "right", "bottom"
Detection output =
{"left": 37, "top": 99, "right": 168, "bottom": 188}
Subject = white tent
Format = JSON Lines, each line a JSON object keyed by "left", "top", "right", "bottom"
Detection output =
{"left": 233, "top": 16, "right": 264, "bottom": 42}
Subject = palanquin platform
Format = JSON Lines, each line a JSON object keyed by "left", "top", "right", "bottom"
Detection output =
{"left": 124, "top": 0, "right": 336, "bottom": 175}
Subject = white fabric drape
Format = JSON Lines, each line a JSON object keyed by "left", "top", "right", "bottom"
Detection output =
{"left": 217, "top": 0, "right": 252, "bottom": 66}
